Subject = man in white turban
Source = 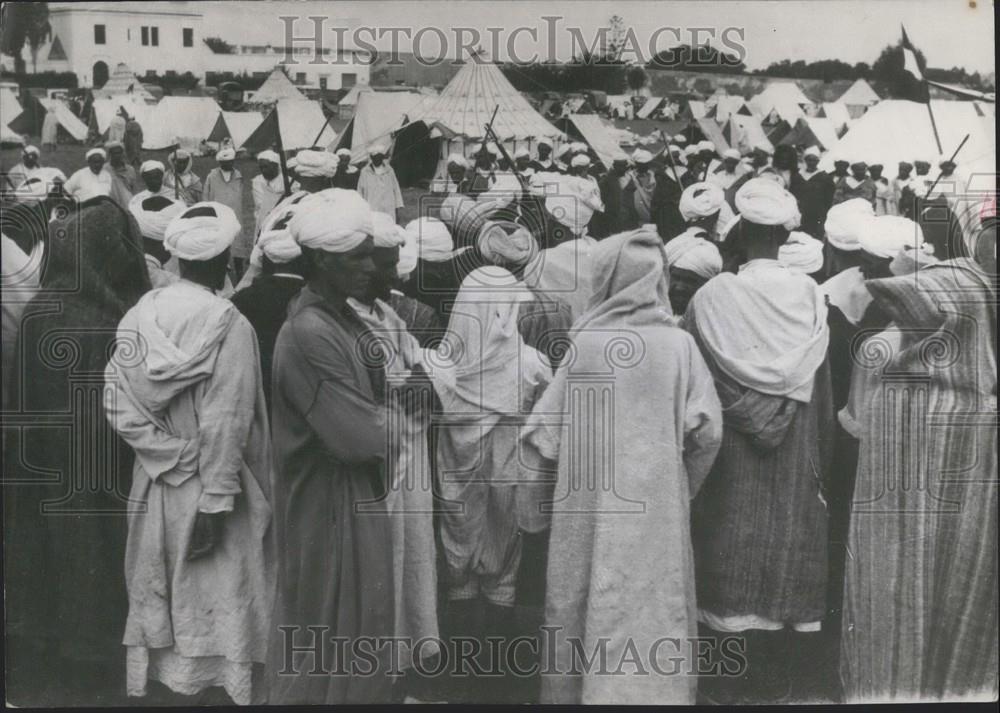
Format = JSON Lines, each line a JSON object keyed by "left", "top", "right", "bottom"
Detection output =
{"left": 686, "top": 176, "right": 833, "bottom": 703}
{"left": 677, "top": 181, "right": 734, "bottom": 242}
{"left": 64, "top": 148, "right": 113, "bottom": 202}
{"left": 268, "top": 196, "right": 410, "bottom": 703}
{"left": 105, "top": 198, "right": 272, "bottom": 705}
{"left": 798, "top": 145, "right": 835, "bottom": 239}
{"left": 290, "top": 148, "right": 337, "bottom": 193}
{"left": 708, "top": 147, "right": 746, "bottom": 192}
{"left": 439, "top": 152, "right": 471, "bottom": 195}
{"left": 164, "top": 148, "right": 203, "bottom": 205}
{"left": 530, "top": 138, "right": 556, "bottom": 173}
{"left": 624, "top": 148, "right": 660, "bottom": 227}
{"left": 477, "top": 219, "right": 539, "bottom": 269}
{"left": 331, "top": 147, "right": 360, "bottom": 190}
{"left": 204, "top": 144, "right": 250, "bottom": 277}
{"left": 663, "top": 230, "right": 723, "bottom": 315}
{"left": 545, "top": 173, "right": 604, "bottom": 241}
{"left": 129, "top": 190, "right": 187, "bottom": 287}
{"left": 357, "top": 142, "right": 404, "bottom": 220}
{"left": 554, "top": 144, "right": 573, "bottom": 173}
{"left": 252, "top": 150, "right": 286, "bottom": 239}
{"left": 7, "top": 144, "right": 43, "bottom": 189}
{"left": 778, "top": 231, "right": 825, "bottom": 278}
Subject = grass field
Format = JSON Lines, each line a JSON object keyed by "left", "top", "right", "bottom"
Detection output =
{"left": 1, "top": 139, "right": 428, "bottom": 225}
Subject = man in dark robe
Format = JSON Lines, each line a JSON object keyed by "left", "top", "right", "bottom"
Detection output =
{"left": 123, "top": 110, "right": 144, "bottom": 168}
{"left": 833, "top": 161, "right": 876, "bottom": 207}
{"left": 5, "top": 197, "right": 151, "bottom": 706}
{"left": 528, "top": 138, "right": 557, "bottom": 173}
{"left": 267, "top": 200, "right": 397, "bottom": 704}
{"left": 330, "top": 148, "right": 360, "bottom": 190}
{"left": 591, "top": 155, "right": 631, "bottom": 237}
{"left": 797, "top": 147, "right": 835, "bottom": 239}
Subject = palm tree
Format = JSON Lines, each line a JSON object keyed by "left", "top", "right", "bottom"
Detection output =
{"left": 0, "top": 2, "right": 50, "bottom": 74}
{"left": 626, "top": 64, "right": 647, "bottom": 97}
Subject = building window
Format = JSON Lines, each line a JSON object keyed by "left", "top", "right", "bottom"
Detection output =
{"left": 141, "top": 27, "right": 148, "bottom": 45}
{"left": 318, "top": 75, "right": 328, "bottom": 90}
{"left": 295, "top": 72, "right": 306, "bottom": 84}
{"left": 342, "top": 73, "right": 357, "bottom": 88}
{"left": 166, "top": 70, "right": 177, "bottom": 77}
{"left": 151, "top": 27, "right": 159, "bottom": 46}
{"left": 94, "top": 24, "right": 106, "bottom": 44}
{"left": 183, "top": 28, "right": 193, "bottom": 47}
{"left": 145, "top": 69, "right": 156, "bottom": 78}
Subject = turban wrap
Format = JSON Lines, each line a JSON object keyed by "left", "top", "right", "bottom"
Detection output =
{"left": 289, "top": 192, "right": 373, "bottom": 253}
{"left": 405, "top": 217, "right": 454, "bottom": 262}
{"left": 292, "top": 149, "right": 336, "bottom": 177}
{"left": 858, "top": 215, "right": 925, "bottom": 259}
{"left": 23, "top": 145, "right": 40, "bottom": 156}
{"left": 571, "top": 154, "right": 591, "bottom": 167}
{"left": 86, "top": 148, "right": 106, "bottom": 160}
{"left": 734, "top": 177, "right": 801, "bottom": 230}
{"left": 164, "top": 202, "right": 242, "bottom": 260}
{"left": 257, "top": 227, "right": 303, "bottom": 263}
{"left": 129, "top": 193, "right": 187, "bottom": 241}
{"left": 679, "top": 182, "right": 726, "bottom": 221}
{"left": 216, "top": 146, "right": 236, "bottom": 161}
{"left": 257, "top": 150, "right": 279, "bottom": 164}
{"left": 544, "top": 174, "right": 604, "bottom": 236}
{"left": 824, "top": 198, "right": 875, "bottom": 252}
{"left": 663, "top": 232, "right": 722, "bottom": 280}
{"left": 371, "top": 211, "right": 406, "bottom": 248}
{"left": 778, "top": 231, "right": 825, "bottom": 274}
{"left": 477, "top": 220, "right": 538, "bottom": 267}
{"left": 140, "top": 160, "right": 165, "bottom": 174}
{"left": 632, "top": 149, "right": 653, "bottom": 164}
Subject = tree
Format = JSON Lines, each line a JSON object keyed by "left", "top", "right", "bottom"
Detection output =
{"left": 871, "top": 41, "right": 927, "bottom": 98}
{"left": 203, "top": 36, "right": 235, "bottom": 54}
{"left": 647, "top": 44, "right": 746, "bottom": 74}
{"left": 606, "top": 15, "right": 626, "bottom": 59}
{"left": 626, "top": 64, "right": 647, "bottom": 95}
{"left": 1, "top": 2, "right": 50, "bottom": 74}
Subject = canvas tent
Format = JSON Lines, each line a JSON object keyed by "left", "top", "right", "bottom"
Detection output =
{"left": 725, "top": 114, "right": 774, "bottom": 155}
{"left": 749, "top": 82, "right": 812, "bottom": 118}
{"left": 606, "top": 94, "right": 634, "bottom": 118}
{"left": 694, "top": 118, "right": 732, "bottom": 155}
{"left": 240, "top": 99, "right": 336, "bottom": 154}
{"left": 140, "top": 96, "right": 222, "bottom": 152}
{"left": 208, "top": 111, "right": 265, "bottom": 150}
{"left": 636, "top": 97, "right": 664, "bottom": 119}
{"left": 707, "top": 95, "right": 752, "bottom": 124}
{"left": 560, "top": 114, "right": 626, "bottom": 169}
{"left": 92, "top": 63, "right": 156, "bottom": 103}
{"left": 249, "top": 67, "right": 308, "bottom": 104}
{"left": 821, "top": 100, "right": 996, "bottom": 176}
{"left": 820, "top": 102, "right": 852, "bottom": 136}
{"left": 335, "top": 90, "right": 428, "bottom": 163}
{"left": 1, "top": 87, "right": 24, "bottom": 143}
{"left": 37, "top": 98, "right": 89, "bottom": 142}
{"left": 88, "top": 95, "right": 150, "bottom": 139}
{"left": 837, "top": 78, "right": 880, "bottom": 108}
{"left": 684, "top": 100, "right": 708, "bottom": 119}
{"left": 777, "top": 117, "right": 839, "bottom": 152}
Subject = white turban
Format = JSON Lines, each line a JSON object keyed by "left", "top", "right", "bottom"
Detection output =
{"left": 723, "top": 148, "right": 741, "bottom": 160}
{"left": 477, "top": 172, "right": 523, "bottom": 210}
{"left": 858, "top": 215, "right": 925, "bottom": 259}
{"left": 164, "top": 202, "right": 242, "bottom": 260}
{"left": 369, "top": 141, "right": 389, "bottom": 156}
{"left": 289, "top": 190, "right": 374, "bottom": 253}
{"left": 486, "top": 142, "right": 500, "bottom": 156}
{"left": 668, "top": 144, "right": 682, "bottom": 154}
{"left": 86, "top": 148, "right": 106, "bottom": 160}
{"left": 824, "top": 198, "right": 875, "bottom": 252}
{"left": 556, "top": 144, "right": 573, "bottom": 158}
{"left": 684, "top": 145, "right": 700, "bottom": 158}
{"left": 371, "top": 211, "right": 406, "bottom": 248}
{"left": 397, "top": 234, "right": 419, "bottom": 278}
{"left": 663, "top": 232, "right": 722, "bottom": 280}
{"left": 477, "top": 220, "right": 538, "bottom": 267}
{"left": 570, "top": 141, "right": 587, "bottom": 153}
{"left": 537, "top": 137, "right": 553, "bottom": 149}
{"left": 778, "top": 231, "right": 824, "bottom": 274}
{"left": 632, "top": 148, "right": 653, "bottom": 164}
{"left": 734, "top": 178, "right": 801, "bottom": 230}
{"left": 545, "top": 174, "right": 604, "bottom": 236}
{"left": 257, "top": 226, "right": 303, "bottom": 263}
{"left": 140, "top": 160, "right": 165, "bottom": 174}
{"left": 698, "top": 140, "right": 715, "bottom": 153}
{"left": 673, "top": 134, "right": 687, "bottom": 144}
{"left": 104, "top": 140, "right": 124, "bottom": 151}
{"left": 447, "top": 152, "right": 469, "bottom": 168}
{"left": 679, "top": 182, "right": 726, "bottom": 221}
{"left": 23, "top": 145, "right": 40, "bottom": 156}
{"left": 335, "top": 147, "right": 352, "bottom": 158}
{"left": 571, "top": 154, "right": 591, "bottom": 167}
{"left": 405, "top": 217, "right": 454, "bottom": 262}
{"left": 257, "top": 150, "right": 280, "bottom": 164}
{"left": 292, "top": 149, "right": 336, "bottom": 177}
{"left": 129, "top": 193, "right": 187, "bottom": 241}
{"left": 753, "top": 140, "right": 773, "bottom": 155}
{"left": 803, "top": 146, "right": 821, "bottom": 158}
{"left": 216, "top": 146, "right": 236, "bottom": 161}
{"left": 514, "top": 147, "right": 530, "bottom": 159}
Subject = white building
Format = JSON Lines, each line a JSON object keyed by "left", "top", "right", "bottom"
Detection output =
{"left": 19, "top": 1, "right": 370, "bottom": 91}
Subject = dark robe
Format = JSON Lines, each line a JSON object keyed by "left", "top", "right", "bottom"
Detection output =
{"left": 388, "top": 290, "right": 443, "bottom": 349}
{"left": 650, "top": 170, "right": 685, "bottom": 242}
{"left": 331, "top": 166, "right": 360, "bottom": 191}
{"left": 4, "top": 199, "right": 150, "bottom": 704}
{"left": 833, "top": 176, "right": 876, "bottom": 207}
{"left": 402, "top": 251, "right": 486, "bottom": 324}
{"left": 590, "top": 171, "right": 630, "bottom": 238}
{"left": 798, "top": 170, "right": 835, "bottom": 239}
{"left": 267, "top": 286, "right": 395, "bottom": 704}
{"left": 124, "top": 119, "right": 143, "bottom": 168}
{"left": 230, "top": 273, "right": 305, "bottom": 408}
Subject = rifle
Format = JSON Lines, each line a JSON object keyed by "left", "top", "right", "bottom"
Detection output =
{"left": 658, "top": 129, "right": 682, "bottom": 185}
{"left": 482, "top": 109, "right": 530, "bottom": 193}
{"left": 271, "top": 106, "right": 292, "bottom": 198}
{"left": 923, "top": 133, "right": 969, "bottom": 199}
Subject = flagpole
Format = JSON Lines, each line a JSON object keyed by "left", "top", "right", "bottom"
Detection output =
{"left": 272, "top": 106, "right": 291, "bottom": 197}
{"left": 925, "top": 88, "right": 943, "bottom": 155}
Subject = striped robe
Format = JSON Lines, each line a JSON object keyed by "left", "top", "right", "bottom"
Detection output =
{"left": 840, "top": 258, "right": 998, "bottom": 702}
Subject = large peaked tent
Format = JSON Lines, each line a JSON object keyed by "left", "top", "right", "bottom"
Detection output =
{"left": 92, "top": 63, "right": 156, "bottom": 102}
{"left": 777, "top": 117, "right": 839, "bottom": 151}
{"left": 838, "top": 78, "right": 880, "bottom": 107}
{"left": 335, "top": 90, "right": 428, "bottom": 162}
{"left": 820, "top": 102, "right": 853, "bottom": 135}
{"left": 37, "top": 98, "right": 89, "bottom": 142}
{"left": 240, "top": 99, "right": 336, "bottom": 154}
{"left": 208, "top": 111, "right": 265, "bottom": 150}
{"left": 140, "top": 96, "right": 222, "bottom": 152}
{"left": 249, "top": 67, "right": 308, "bottom": 104}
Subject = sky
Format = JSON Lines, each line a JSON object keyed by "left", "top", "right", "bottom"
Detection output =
{"left": 199, "top": 0, "right": 996, "bottom": 74}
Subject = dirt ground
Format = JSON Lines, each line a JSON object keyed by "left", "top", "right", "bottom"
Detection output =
{"left": 1, "top": 139, "right": 429, "bottom": 225}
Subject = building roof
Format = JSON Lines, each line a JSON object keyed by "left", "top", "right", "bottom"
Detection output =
{"left": 404, "top": 58, "right": 560, "bottom": 142}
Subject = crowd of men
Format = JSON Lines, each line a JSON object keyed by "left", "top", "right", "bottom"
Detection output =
{"left": 1, "top": 128, "right": 996, "bottom": 707}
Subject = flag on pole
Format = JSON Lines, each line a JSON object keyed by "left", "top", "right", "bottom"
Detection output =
{"left": 900, "top": 26, "right": 930, "bottom": 102}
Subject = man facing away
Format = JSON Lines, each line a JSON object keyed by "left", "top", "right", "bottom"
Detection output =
{"left": 104, "top": 201, "right": 274, "bottom": 706}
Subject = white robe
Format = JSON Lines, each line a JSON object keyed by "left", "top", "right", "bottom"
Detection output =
{"left": 64, "top": 167, "right": 113, "bottom": 202}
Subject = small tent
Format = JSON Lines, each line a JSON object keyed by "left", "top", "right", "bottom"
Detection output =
{"left": 208, "top": 111, "right": 265, "bottom": 150}
{"left": 141, "top": 96, "right": 222, "bottom": 152}
{"left": 636, "top": 97, "right": 664, "bottom": 119}
{"left": 837, "top": 78, "right": 880, "bottom": 108}
{"left": 693, "top": 118, "right": 732, "bottom": 155}
{"left": 683, "top": 100, "right": 708, "bottom": 119}
{"left": 820, "top": 102, "right": 853, "bottom": 136}
{"left": 560, "top": 114, "right": 626, "bottom": 169}
{"left": 88, "top": 95, "right": 151, "bottom": 139}
{"left": 725, "top": 114, "right": 774, "bottom": 155}
{"left": 37, "top": 98, "right": 89, "bottom": 142}
{"left": 707, "top": 95, "right": 752, "bottom": 124}
{"left": 249, "top": 67, "right": 308, "bottom": 105}
{"left": 749, "top": 82, "right": 812, "bottom": 118}
{"left": 1, "top": 87, "right": 24, "bottom": 134}
{"left": 335, "top": 89, "right": 428, "bottom": 163}
{"left": 240, "top": 99, "right": 336, "bottom": 153}
{"left": 777, "top": 117, "right": 838, "bottom": 152}
{"left": 92, "top": 63, "right": 156, "bottom": 103}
